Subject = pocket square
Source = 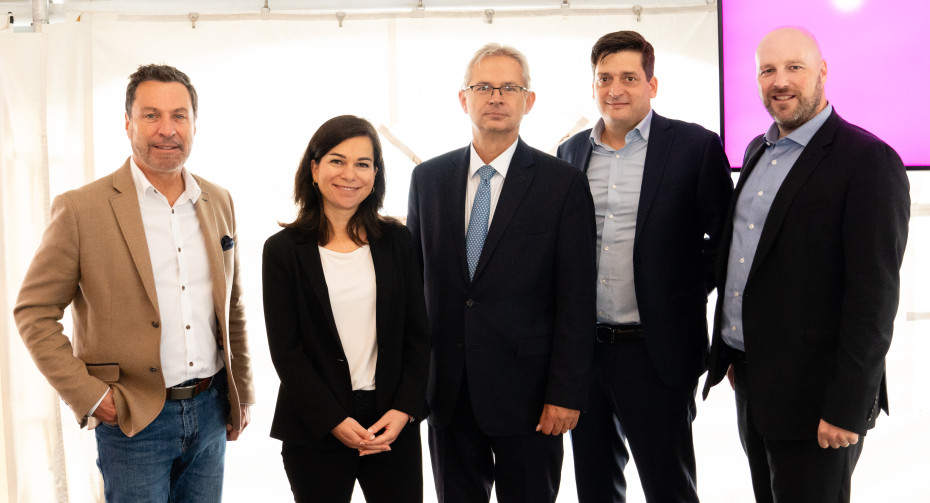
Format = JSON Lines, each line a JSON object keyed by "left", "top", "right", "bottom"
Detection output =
{"left": 221, "top": 235, "right": 234, "bottom": 251}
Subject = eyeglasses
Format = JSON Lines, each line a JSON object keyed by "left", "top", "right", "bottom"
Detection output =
{"left": 463, "top": 85, "right": 529, "bottom": 96}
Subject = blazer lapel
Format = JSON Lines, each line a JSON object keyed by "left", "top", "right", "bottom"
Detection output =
{"left": 748, "top": 111, "right": 839, "bottom": 281}
{"left": 573, "top": 136, "right": 594, "bottom": 174}
{"left": 714, "top": 137, "right": 767, "bottom": 287}
{"left": 109, "top": 161, "right": 160, "bottom": 313}
{"left": 636, "top": 113, "right": 672, "bottom": 242}
{"left": 295, "top": 237, "right": 342, "bottom": 346}
{"left": 369, "top": 234, "right": 390, "bottom": 348}
{"left": 446, "top": 147, "right": 471, "bottom": 281}
{"left": 193, "top": 188, "right": 228, "bottom": 336}
{"left": 474, "top": 139, "right": 535, "bottom": 280}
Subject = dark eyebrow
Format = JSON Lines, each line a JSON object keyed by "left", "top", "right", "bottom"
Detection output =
{"left": 139, "top": 107, "right": 190, "bottom": 114}
{"left": 596, "top": 72, "right": 638, "bottom": 77}
{"left": 327, "top": 153, "right": 373, "bottom": 162}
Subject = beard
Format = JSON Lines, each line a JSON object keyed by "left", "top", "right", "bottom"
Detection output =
{"left": 764, "top": 76, "right": 824, "bottom": 132}
{"left": 131, "top": 138, "right": 189, "bottom": 174}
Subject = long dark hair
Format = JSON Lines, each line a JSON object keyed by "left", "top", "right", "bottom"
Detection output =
{"left": 283, "top": 115, "right": 388, "bottom": 246}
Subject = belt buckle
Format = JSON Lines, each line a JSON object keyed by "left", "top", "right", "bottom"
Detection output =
{"left": 166, "top": 376, "right": 212, "bottom": 400}
{"left": 596, "top": 324, "right": 641, "bottom": 343}
{"left": 167, "top": 383, "right": 198, "bottom": 400}
{"left": 595, "top": 325, "right": 618, "bottom": 344}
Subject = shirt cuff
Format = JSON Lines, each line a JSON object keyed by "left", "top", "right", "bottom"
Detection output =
{"left": 87, "top": 388, "right": 110, "bottom": 417}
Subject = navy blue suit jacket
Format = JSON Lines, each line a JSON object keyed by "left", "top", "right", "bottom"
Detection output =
{"left": 407, "top": 138, "right": 597, "bottom": 437}
{"left": 557, "top": 112, "right": 733, "bottom": 387}
{"left": 703, "top": 110, "right": 910, "bottom": 439}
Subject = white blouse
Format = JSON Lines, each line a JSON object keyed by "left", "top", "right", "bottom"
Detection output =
{"left": 318, "top": 245, "right": 378, "bottom": 391}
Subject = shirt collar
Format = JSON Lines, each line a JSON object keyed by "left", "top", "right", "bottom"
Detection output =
{"left": 469, "top": 137, "right": 519, "bottom": 179}
{"left": 589, "top": 109, "right": 654, "bottom": 149}
{"left": 763, "top": 103, "right": 833, "bottom": 147}
{"left": 129, "top": 157, "right": 202, "bottom": 205}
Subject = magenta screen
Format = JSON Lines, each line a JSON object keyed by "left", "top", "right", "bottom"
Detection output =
{"left": 721, "top": 0, "right": 929, "bottom": 167}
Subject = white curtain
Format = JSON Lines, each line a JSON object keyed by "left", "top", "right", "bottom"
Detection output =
{"left": 2, "top": 5, "right": 926, "bottom": 502}
{"left": 1, "top": 22, "right": 103, "bottom": 503}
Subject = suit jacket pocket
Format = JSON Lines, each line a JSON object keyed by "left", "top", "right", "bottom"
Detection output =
{"left": 86, "top": 363, "right": 120, "bottom": 382}
{"left": 515, "top": 336, "right": 552, "bottom": 358}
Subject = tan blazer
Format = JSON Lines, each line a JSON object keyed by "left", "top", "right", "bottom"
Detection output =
{"left": 14, "top": 160, "right": 255, "bottom": 437}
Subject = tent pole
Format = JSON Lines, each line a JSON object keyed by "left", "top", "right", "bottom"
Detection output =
{"left": 31, "top": 0, "right": 48, "bottom": 31}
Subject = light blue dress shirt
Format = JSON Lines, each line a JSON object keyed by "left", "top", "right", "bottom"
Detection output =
{"left": 722, "top": 104, "right": 833, "bottom": 351}
{"left": 587, "top": 111, "right": 653, "bottom": 324}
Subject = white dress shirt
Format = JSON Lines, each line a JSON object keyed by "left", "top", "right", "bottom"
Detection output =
{"left": 463, "top": 139, "right": 519, "bottom": 233}
{"left": 130, "top": 158, "right": 223, "bottom": 387}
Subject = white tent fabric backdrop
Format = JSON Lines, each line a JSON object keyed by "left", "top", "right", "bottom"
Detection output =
{"left": 1, "top": 5, "right": 927, "bottom": 502}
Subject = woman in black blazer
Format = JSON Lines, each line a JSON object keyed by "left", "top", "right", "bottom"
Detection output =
{"left": 263, "top": 115, "right": 429, "bottom": 502}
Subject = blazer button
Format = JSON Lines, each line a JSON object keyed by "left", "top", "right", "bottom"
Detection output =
{"left": 152, "top": 321, "right": 160, "bottom": 328}
{"left": 149, "top": 367, "right": 158, "bottom": 373}
{"left": 465, "top": 299, "right": 475, "bottom": 307}
{"left": 457, "top": 342, "right": 464, "bottom": 349}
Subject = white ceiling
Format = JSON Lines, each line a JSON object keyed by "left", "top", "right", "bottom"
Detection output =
{"left": 3, "top": 0, "right": 714, "bottom": 24}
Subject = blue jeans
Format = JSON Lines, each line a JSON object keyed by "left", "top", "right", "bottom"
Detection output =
{"left": 95, "top": 372, "right": 228, "bottom": 503}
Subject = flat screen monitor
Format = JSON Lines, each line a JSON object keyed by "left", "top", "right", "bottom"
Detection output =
{"left": 720, "top": 0, "right": 929, "bottom": 168}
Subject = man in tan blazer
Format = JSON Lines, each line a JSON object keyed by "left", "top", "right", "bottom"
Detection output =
{"left": 14, "top": 64, "right": 254, "bottom": 502}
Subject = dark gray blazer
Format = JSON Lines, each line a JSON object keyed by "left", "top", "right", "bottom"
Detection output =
{"left": 703, "top": 109, "right": 910, "bottom": 439}
{"left": 558, "top": 112, "right": 733, "bottom": 387}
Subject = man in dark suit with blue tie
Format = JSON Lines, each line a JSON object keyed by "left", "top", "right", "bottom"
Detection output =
{"left": 703, "top": 27, "right": 909, "bottom": 503}
{"left": 557, "top": 31, "right": 733, "bottom": 502}
{"left": 407, "top": 43, "right": 597, "bottom": 502}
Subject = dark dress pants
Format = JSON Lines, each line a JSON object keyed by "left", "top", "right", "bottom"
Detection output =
{"left": 281, "top": 390, "right": 423, "bottom": 503}
{"left": 428, "top": 378, "right": 564, "bottom": 503}
{"left": 733, "top": 356, "right": 864, "bottom": 503}
{"left": 572, "top": 338, "right": 699, "bottom": 503}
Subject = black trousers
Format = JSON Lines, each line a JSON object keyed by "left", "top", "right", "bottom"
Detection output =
{"left": 733, "top": 357, "right": 864, "bottom": 503}
{"left": 281, "top": 390, "right": 423, "bottom": 503}
{"left": 428, "top": 379, "right": 564, "bottom": 503}
{"left": 571, "top": 338, "right": 699, "bottom": 503}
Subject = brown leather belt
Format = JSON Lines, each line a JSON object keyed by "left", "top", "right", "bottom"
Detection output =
{"left": 595, "top": 323, "right": 644, "bottom": 343}
{"left": 166, "top": 375, "right": 214, "bottom": 400}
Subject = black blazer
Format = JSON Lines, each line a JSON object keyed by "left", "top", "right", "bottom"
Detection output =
{"left": 262, "top": 221, "right": 429, "bottom": 449}
{"left": 703, "top": 110, "right": 910, "bottom": 439}
{"left": 557, "top": 112, "right": 733, "bottom": 387}
{"left": 407, "top": 138, "right": 597, "bottom": 437}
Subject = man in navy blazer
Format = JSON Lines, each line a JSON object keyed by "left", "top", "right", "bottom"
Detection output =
{"left": 407, "top": 43, "right": 597, "bottom": 502}
{"left": 557, "top": 31, "right": 732, "bottom": 502}
{"left": 703, "top": 27, "right": 909, "bottom": 503}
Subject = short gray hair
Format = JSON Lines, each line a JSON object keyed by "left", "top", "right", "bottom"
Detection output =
{"left": 463, "top": 43, "right": 531, "bottom": 89}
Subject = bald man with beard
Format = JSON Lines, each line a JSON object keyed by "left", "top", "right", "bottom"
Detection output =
{"left": 703, "top": 27, "right": 910, "bottom": 503}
